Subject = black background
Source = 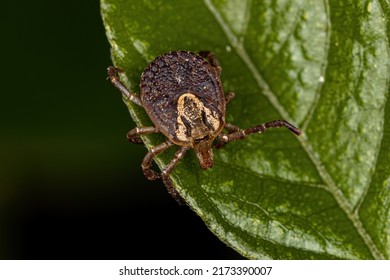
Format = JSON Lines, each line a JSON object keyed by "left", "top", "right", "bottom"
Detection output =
{"left": 1, "top": 0, "right": 243, "bottom": 259}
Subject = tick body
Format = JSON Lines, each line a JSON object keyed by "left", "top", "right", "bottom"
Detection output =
{"left": 141, "top": 51, "right": 225, "bottom": 169}
{"left": 108, "top": 51, "right": 301, "bottom": 202}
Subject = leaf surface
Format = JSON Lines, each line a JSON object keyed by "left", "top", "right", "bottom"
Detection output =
{"left": 101, "top": 0, "right": 390, "bottom": 259}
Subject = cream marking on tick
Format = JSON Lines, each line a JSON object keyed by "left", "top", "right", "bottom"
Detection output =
{"left": 175, "top": 93, "right": 220, "bottom": 142}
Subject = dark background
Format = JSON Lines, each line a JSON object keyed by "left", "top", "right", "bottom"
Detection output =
{"left": 1, "top": 0, "right": 243, "bottom": 259}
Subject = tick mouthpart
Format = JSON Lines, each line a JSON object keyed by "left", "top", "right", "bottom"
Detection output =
{"left": 194, "top": 141, "right": 214, "bottom": 170}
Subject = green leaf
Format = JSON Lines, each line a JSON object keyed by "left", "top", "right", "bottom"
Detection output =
{"left": 101, "top": 0, "right": 390, "bottom": 259}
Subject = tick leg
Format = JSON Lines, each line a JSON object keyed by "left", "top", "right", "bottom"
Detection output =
{"left": 107, "top": 66, "right": 142, "bottom": 106}
{"left": 216, "top": 120, "right": 301, "bottom": 148}
{"left": 215, "top": 122, "right": 239, "bottom": 148}
{"left": 198, "top": 51, "right": 222, "bottom": 74}
{"left": 161, "top": 146, "right": 190, "bottom": 204}
{"left": 224, "top": 122, "right": 239, "bottom": 133}
{"left": 141, "top": 140, "right": 174, "bottom": 180}
{"left": 225, "top": 91, "right": 235, "bottom": 105}
{"left": 127, "top": 126, "right": 159, "bottom": 144}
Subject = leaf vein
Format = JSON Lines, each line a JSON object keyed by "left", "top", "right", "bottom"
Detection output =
{"left": 203, "top": 0, "right": 384, "bottom": 259}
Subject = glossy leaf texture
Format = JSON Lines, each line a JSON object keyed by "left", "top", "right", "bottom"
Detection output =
{"left": 101, "top": 0, "right": 390, "bottom": 259}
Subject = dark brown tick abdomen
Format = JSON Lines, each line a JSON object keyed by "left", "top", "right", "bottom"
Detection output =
{"left": 140, "top": 51, "right": 225, "bottom": 144}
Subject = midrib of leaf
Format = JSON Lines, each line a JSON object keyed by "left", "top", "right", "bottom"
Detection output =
{"left": 203, "top": 0, "right": 385, "bottom": 259}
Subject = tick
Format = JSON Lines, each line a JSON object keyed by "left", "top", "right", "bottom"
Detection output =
{"left": 108, "top": 51, "right": 301, "bottom": 202}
